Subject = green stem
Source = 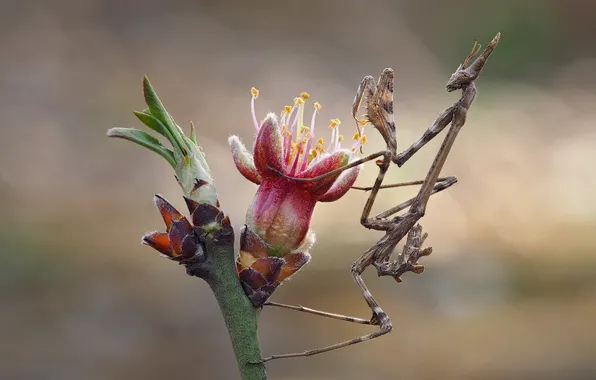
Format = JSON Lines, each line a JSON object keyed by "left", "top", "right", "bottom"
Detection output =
{"left": 208, "top": 242, "right": 267, "bottom": 380}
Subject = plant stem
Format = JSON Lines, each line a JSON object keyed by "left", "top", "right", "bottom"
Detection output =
{"left": 208, "top": 241, "right": 267, "bottom": 380}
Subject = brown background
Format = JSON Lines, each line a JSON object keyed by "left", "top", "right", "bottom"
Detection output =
{"left": 2, "top": 0, "right": 596, "bottom": 379}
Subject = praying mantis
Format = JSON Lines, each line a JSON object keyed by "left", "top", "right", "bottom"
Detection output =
{"left": 258, "top": 33, "right": 501, "bottom": 363}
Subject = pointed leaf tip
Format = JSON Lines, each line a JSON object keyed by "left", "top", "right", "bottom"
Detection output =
{"left": 142, "top": 231, "right": 173, "bottom": 257}
{"left": 189, "top": 121, "right": 197, "bottom": 144}
{"left": 153, "top": 194, "right": 186, "bottom": 231}
{"left": 140, "top": 76, "right": 189, "bottom": 155}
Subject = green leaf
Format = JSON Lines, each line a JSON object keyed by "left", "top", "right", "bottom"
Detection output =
{"left": 142, "top": 76, "right": 189, "bottom": 155}
{"left": 107, "top": 127, "right": 176, "bottom": 167}
{"left": 189, "top": 120, "right": 197, "bottom": 144}
{"left": 133, "top": 110, "right": 175, "bottom": 142}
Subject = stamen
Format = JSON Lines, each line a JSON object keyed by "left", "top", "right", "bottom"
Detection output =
{"left": 300, "top": 92, "right": 310, "bottom": 100}
{"left": 300, "top": 133, "right": 314, "bottom": 172}
{"left": 310, "top": 103, "right": 319, "bottom": 136}
{"left": 283, "top": 132, "right": 292, "bottom": 167}
{"left": 284, "top": 104, "right": 298, "bottom": 163}
{"left": 334, "top": 122, "right": 342, "bottom": 151}
{"left": 338, "top": 135, "right": 344, "bottom": 142}
{"left": 280, "top": 105, "right": 292, "bottom": 126}
{"left": 289, "top": 136, "right": 306, "bottom": 175}
{"left": 310, "top": 149, "right": 318, "bottom": 158}
{"left": 353, "top": 132, "right": 360, "bottom": 140}
{"left": 251, "top": 87, "right": 259, "bottom": 130}
{"left": 314, "top": 102, "right": 322, "bottom": 110}
{"left": 296, "top": 98, "right": 306, "bottom": 144}
{"left": 289, "top": 106, "right": 300, "bottom": 135}
{"left": 287, "top": 141, "right": 298, "bottom": 167}
{"left": 286, "top": 105, "right": 297, "bottom": 132}
{"left": 283, "top": 122, "right": 293, "bottom": 164}
{"left": 328, "top": 122, "right": 336, "bottom": 151}
{"left": 350, "top": 132, "right": 365, "bottom": 156}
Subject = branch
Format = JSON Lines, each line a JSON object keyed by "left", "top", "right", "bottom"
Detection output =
{"left": 108, "top": 77, "right": 267, "bottom": 380}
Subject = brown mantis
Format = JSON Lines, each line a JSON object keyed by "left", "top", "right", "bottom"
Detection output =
{"left": 258, "top": 33, "right": 501, "bottom": 363}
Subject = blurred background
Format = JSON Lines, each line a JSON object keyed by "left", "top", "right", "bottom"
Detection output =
{"left": 2, "top": 0, "right": 596, "bottom": 379}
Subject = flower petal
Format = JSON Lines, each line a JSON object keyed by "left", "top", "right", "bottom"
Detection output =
{"left": 293, "top": 229, "right": 316, "bottom": 253}
{"left": 245, "top": 179, "right": 285, "bottom": 243}
{"left": 247, "top": 178, "right": 317, "bottom": 254}
{"left": 298, "top": 151, "right": 350, "bottom": 195}
{"left": 319, "top": 165, "right": 361, "bottom": 202}
{"left": 229, "top": 135, "right": 262, "bottom": 185}
{"left": 253, "top": 114, "right": 284, "bottom": 175}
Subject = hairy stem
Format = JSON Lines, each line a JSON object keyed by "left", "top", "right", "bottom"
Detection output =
{"left": 207, "top": 241, "right": 267, "bottom": 380}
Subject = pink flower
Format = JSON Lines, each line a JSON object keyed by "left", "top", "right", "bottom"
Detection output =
{"left": 229, "top": 89, "right": 366, "bottom": 306}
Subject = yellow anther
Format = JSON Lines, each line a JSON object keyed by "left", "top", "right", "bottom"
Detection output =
{"left": 360, "top": 135, "right": 368, "bottom": 144}
{"left": 353, "top": 132, "right": 361, "bottom": 140}
{"left": 281, "top": 124, "right": 287, "bottom": 133}
{"left": 251, "top": 87, "right": 259, "bottom": 99}
{"left": 360, "top": 119, "right": 367, "bottom": 126}
{"left": 300, "top": 92, "right": 310, "bottom": 100}
{"left": 352, "top": 147, "right": 357, "bottom": 152}
{"left": 284, "top": 105, "right": 292, "bottom": 113}
{"left": 317, "top": 137, "right": 324, "bottom": 144}
{"left": 300, "top": 126, "right": 310, "bottom": 133}
{"left": 294, "top": 97, "right": 304, "bottom": 106}
{"left": 329, "top": 118, "right": 341, "bottom": 128}
{"left": 314, "top": 102, "right": 322, "bottom": 110}
{"left": 338, "top": 135, "right": 344, "bottom": 142}
{"left": 310, "top": 149, "right": 318, "bottom": 158}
